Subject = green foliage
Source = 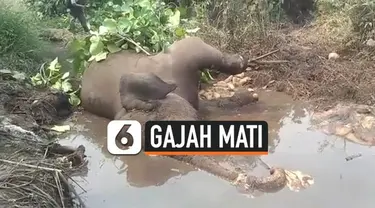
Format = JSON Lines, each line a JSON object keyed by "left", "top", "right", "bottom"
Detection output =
{"left": 68, "top": 0, "right": 200, "bottom": 77}
{"left": 31, "top": 57, "right": 81, "bottom": 106}
{"left": 0, "top": 0, "right": 46, "bottom": 73}
{"left": 23, "top": 0, "right": 67, "bottom": 17}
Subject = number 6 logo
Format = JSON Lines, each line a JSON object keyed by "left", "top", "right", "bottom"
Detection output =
{"left": 107, "top": 120, "right": 142, "bottom": 155}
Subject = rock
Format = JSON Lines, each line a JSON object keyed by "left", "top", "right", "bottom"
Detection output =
{"left": 361, "top": 116, "right": 375, "bottom": 129}
{"left": 235, "top": 72, "right": 245, "bottom": 78}
{"left": 213, "top": 92, "right": 221, "bottom": 99}
{"left": 247, "top": 88, "right": 255, "bottom": 92}
{"left": 224, "top": 75, "right": 233, "bottom": 83}
{"left": 366, "top": 38, "right": 375, "bottom": 47}
{"left": 232, "top": 77, "right": 241, "bottom": 86}
{"left": 328, "top": 52, "right": 340, "bottom": 60}
{"left": 239, "top": 77, "right": 251, "bottom": 86}
{"left": 227, "top": 83, "right": 235, "bottom": 90}
{"left": 246, "top": 67, "right": 252, "bottom": 71}
{"left": 335, "top": 125, "right": 352, "bottom": 136}
{"left": 215, "top": 81, "right": 227, "bottom": 87}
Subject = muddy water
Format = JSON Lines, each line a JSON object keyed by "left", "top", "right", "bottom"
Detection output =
{"left": 59, "top": 90, "right": 375, "bottom": 208}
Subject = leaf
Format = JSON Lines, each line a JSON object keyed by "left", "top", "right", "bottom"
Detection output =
{"left": 135, "top": 46, "right": 141, "bottom": 53}
{"left": 48, "top": 57, "right": 60, "bottom": 71}
{"left": 89, "top": 35, "right": 105, "bottom": 56}
{"left": 88, "top": 55, "right": 96, "bottom": 62}
{"left": 61, "top": 72, "right": 70, "bottom": 80}
{"left": 50, "top": 125, "right": 71, "bottom": 133}
{"left": 68, "top": 39, "right": 85, "bottom": 54}
{"left": 121, "top": 43, "right": 129, "bottom": 49}
{"left": 107, "top": 43, "right": 122, "bottom": 53}
{"left": 61, "top": 80, "right": 73, "bottom": 93}
{"left": 120, "top": 4, "right": 133, "bottom": 14}
{"left": 11, "top": 71, "right": 26, "bottom": 81}
{"left": 103, "top": 18, "right": 117, "bottom": 33}
{"left": 51, "top": 80, "right": 62, "bottom": 91}
{"left": 69, "top": 93, "right": 81, "bottom": 106}
{"left": 95, "top": 51, "right": 108, "bottom": 62}
{"left": 31, "top": 74, "right": 45, "bottom": 86}
{"left": 133, "top": 31, "right": 141, "bottom": 36}
{"left": 168, "top": 10, "right": 180, "bottom": 28}
{"left": 98, "top": 26, "right": 109, "bottom": 35}
{"left": 175, "top": 27, "right": 186, "bottom": 38}
{"left": 118, "top": 17, "right": 132, "bottom": 32}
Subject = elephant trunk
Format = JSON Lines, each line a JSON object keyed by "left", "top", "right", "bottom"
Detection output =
{"left": 169, "top": 155, "right": 239, "bottom": 181}
{"left": 169, "top": 155, "right": 288, "bottom": 193}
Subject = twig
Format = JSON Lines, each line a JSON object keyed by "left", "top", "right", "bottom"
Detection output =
{"left": 0, "top": 159, "right": 86, "bottom": 207}
{"left": 247, "top": 49, "right": 289, "bottom": 66}
{"left": 54, "top": 171, "right": 65, "bottom": 208}
{"left": 57, "top": 171, "right": 86, "bottom": 208}
{"left": 250, "top": 49, "right": 280, "bottom": 62}
{"left": 0, "top": 159, "right": 61, "bottom": 172}
{"left": 345, "top": 153, "right": 362, "bottom": 161}
{"left": 250, "top": 60, "right": 290, "bottom": 65}
{"left": 116, "top": 34, "right": 151, "bottom": 56}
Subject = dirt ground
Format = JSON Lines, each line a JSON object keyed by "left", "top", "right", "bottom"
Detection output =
{"left": 201, "top": 23, "right": 375, "bottom": 111}
{"left": 0, "top": 77, "right": 87, "bottom": 207}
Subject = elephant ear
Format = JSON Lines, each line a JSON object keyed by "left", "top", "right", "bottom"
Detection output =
{"left": 119, "top": 72, "right": 177, "bottom": 101}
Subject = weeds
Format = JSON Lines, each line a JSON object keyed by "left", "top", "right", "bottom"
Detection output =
{"left": 0, "top": 0, "right": 46, "bottom": 73}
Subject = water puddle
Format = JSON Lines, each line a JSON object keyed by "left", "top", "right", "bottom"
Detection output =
{"left": 59, "top": 90, "right": 375, "bottom": 208}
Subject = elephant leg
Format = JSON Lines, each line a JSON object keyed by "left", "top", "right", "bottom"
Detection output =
{"left": 167, "top": 37, "right": 249, "bottom": 75}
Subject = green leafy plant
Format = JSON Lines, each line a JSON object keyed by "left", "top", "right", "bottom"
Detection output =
{"left": 68, "top": 0, "right": 201, "bottom": 78}
{"left": 31, "top": 57, "right": 81, "bottom": 106}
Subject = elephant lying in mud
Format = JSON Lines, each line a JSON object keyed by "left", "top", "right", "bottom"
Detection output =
{"left": 80, "top": 37, "right": 286, "bottom": 193}
{"left": 84, "top": 71, "right": 286, "bottom": 193}
{"left": 80, "top": 37, "right": 250, "bottom": 120}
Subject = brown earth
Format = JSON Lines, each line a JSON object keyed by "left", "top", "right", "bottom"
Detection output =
{"left": 201, "top": 24, "right": 375, "bottom": 111}
{"left": 0, "top": 76, "right": 87, "bottom": 207}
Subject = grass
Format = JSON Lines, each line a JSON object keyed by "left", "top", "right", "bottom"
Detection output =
{"left": 0, "top": 0, "right": 48, "bottom": 73}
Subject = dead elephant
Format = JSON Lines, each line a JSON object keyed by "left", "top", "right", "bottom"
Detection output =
{"left": 85, "top": 71, "right": 287, "bottom": 194}
{"left": 80, "top": 37, "right": 251, "bottom": 120}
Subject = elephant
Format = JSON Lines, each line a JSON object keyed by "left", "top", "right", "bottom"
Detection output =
{"left": 111, "top": 72, "right": 287, "bottom": 193}
{"left": 80, "top": 36, "right": 249, "bottom": 120}
{"left": 80, "top": 37, "right": 287, "bottom": 193}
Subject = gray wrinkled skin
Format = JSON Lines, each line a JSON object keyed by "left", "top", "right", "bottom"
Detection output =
{"left": 80, "top": 37, "right": 248, "bottom": 120}
{"left": 119, "top": 72, "right": 177, "bottom": 112}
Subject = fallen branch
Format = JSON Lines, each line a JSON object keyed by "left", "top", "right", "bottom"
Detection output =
{"left": 249, "top": 60, "right": 290, "bottom": 65}
{"left": 0, "top": 158, "right": 86, "bottom": 208}
{"left": 250, "top": 49, "right": 280, "bottom": 62}
{"left": 247, "top": 49, "right": 289, "bottom": 66}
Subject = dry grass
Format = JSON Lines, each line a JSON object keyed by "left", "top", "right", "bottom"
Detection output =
{"left": 0, "top": 78, "right": 86, "bottom": 207}
{"left": 196, "top": 0, "right": 375, "bottom": 109}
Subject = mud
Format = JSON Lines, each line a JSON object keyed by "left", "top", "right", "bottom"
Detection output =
{"left": 57, "top": 90, "right": 375, "bottom": 208}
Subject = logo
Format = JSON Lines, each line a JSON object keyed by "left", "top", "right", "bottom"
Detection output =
{"left": 144, "top": 121, "right": 269, "bottom": 156}
{"left": 107, "top": 120, "right": 142, "bottom": 155}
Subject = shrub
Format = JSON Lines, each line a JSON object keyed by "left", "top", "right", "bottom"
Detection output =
{"left": 0, "top": 0, "right": 46, "bottom": 73}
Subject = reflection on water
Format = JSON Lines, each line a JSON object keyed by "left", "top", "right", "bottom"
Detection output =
{"left": 59, "top": 90, "right": 375, "bottom": 208}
